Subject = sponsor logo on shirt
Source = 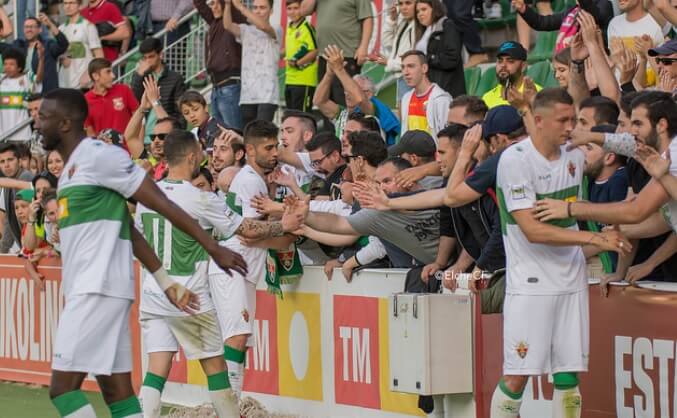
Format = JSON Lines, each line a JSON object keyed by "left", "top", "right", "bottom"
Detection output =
{"left": 68, "top": 165, "right": 77, "bottom": 179}
{"left": 58, "top": 198, "right": 69, "bottom": 220}
{"left": 510, "top": 184, "right": 526, "bottom": 200}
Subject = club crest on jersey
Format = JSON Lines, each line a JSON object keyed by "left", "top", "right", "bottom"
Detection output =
{"left": 516, "top": 341, "right": 529, "bottom": 358}
{"left": 568, "top": 161, "right": 576, "bottom": 177}
{"left": 113, "top": 97, "right": 125, "bottom": 111}
{"left": 510, "top": 184, "right": 526, "bottom": 200}
{"left": 68, "top": 165, "right": 77, "bottom": 179}
{"left": 241, "top": 309, "right": 250, "bottom": 323}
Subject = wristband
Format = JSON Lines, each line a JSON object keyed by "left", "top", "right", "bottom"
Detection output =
{"left": 571, "top": 59, "right": 585, "bottom": 73}
{"left": 152, "top": 267, "right": 174, "bottom": 291}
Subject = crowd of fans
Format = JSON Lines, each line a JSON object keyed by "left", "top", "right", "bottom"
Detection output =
{"left": 0, "top": 0, "right": 676, "bottom": 411}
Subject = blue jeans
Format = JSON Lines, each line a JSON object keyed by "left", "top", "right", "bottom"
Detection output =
{"left": 211, "top": 82, "right": 242, "bottom": 130}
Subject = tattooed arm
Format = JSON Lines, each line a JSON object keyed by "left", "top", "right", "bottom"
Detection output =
{"left": 235, "top": 218, "right": 286, "bottom": 239}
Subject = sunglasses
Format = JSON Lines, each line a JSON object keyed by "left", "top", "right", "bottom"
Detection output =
{"left": 656, "top": 57, "right": 677, "bottom": 65}
{"left": 150, "top": 133, "right": 168, "bottom": 141}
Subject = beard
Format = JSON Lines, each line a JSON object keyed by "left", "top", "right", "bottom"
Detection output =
{"left": 584, "top": 159, "right": 604, "bottom": 180}
{"left": 497, "top": 71, "right": 521, "bottom": 85}
{"left": 644, "top": 127, "right": 660, "bottom": 150}
{"left": 256, "top": 156, "right": 277, "bottom": 173}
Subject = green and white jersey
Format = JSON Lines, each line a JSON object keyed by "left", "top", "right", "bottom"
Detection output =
{"left": 0, "top": 75, "right": 32, "bottom": 141}
{"left": 209, "top": 164, "right": 267, "bottom": 284}
{"left": 58, "top": 16, "right": 101, "bottom": 89}
{"left": 57, "top": 138, "right": 146, "bottom": 299}
{"left": 135, "top": 180, "right": 243, "bottom": 316}
{"left": 497, "top": 137, "right": 587, "bottom": 295}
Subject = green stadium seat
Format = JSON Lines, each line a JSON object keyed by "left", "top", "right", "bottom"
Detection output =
{"left": 526, "top": 60, "right": 552, "bottom": 86}
{"left": 464, "top": 67, "right": 482, "bottom": 96}
{"left": 476, "top": 65, "right": 498, "bottom": 97}
{"left": 477, "top": 0, "right": 516, "bottom": 30}
{"left": 527, "top": 31, "right": 557, "bottom": 63}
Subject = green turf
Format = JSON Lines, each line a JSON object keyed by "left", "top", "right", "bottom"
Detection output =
{"left": 0, "top": 382, "right": 174, "bottom": 417}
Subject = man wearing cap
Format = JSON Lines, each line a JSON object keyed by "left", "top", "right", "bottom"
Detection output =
{"left": 649, "top": 38, "right": 677, "bottom": 93}
{"left": 389, "top": 130, "right": 444, "bottom": 189}
{"left": 482, "top": 41, "right": 542, "bottom": 109}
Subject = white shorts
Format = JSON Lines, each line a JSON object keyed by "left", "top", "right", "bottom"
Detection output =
{"left": 503, "top": 290, "right": 589, "bottom": 375}
{"left": 52, "top": 294, "right": 132, "bottom": 376}
{"left": 140, "top": 311, "right": 224, "bottom": 361}
{"left": 209, "top": 271, "right": 257, "bottom": 343}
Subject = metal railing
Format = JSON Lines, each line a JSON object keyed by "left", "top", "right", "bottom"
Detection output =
{"left": 112, "top": 9, "right": 206, "bottom": 86}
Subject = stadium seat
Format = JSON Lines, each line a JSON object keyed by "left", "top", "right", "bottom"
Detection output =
{"left": 527, "top": 31, "right": 557, "bottom": 63}
{"left": 476, "top": 65, "right": 498, "bottom": 97}
{"left": 464, "top": 67, "right": 482, "bottom": 96}
{"left": 476, "top": 0, "right": 516, "bottom": 30}
{"left": 526, "top": 60, "right": 552, "bottom": 86}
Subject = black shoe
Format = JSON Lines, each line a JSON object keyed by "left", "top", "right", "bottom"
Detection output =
{"left": 418, "top": 395, "right": 434, "bottom": 414}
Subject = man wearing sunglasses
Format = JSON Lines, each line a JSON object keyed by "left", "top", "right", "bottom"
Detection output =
{"left": 649, "top": 39, "right": 677, "bottom": 94}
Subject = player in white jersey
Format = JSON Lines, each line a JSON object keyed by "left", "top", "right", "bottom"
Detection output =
{"left": 135, "top": 131, "right": 302, "bottom": 418}
{"left": 36, "top": 89, "right": 247, "bottom": 418}
{"left": 491, "top": 89, "right": 631, "bottom": 418}
{"left": 209, "top": 120, "right": 299, "bottom": 398}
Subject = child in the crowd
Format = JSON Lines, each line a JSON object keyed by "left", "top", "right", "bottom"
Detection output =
{"left": 284, "top": 0, "right": 319, "bottom": 112}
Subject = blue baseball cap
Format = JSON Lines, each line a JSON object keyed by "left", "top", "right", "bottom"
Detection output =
{"left": 497, "top": 41, "right": 528, "bottom": 61}
{"left": 482, "top": 105, "right": 524, "bottom": 140}
{"left": 648, "top": 38, "right": 677, "bottom": 57}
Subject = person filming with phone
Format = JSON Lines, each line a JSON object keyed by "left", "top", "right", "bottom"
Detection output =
{"left": 482, "top": 41, "right": 542, "bottom": 109}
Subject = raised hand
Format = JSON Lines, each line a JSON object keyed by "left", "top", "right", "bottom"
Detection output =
{"left": 143, "top": 76, "right": 161, "bottom": 104}
{"left": 635, "top": 142, "right": 670, "bottom": 179}
{"left": 323, "top": 45, "right": 346, "bottom": 74}
{"left": 353, "top": 181, "right": 391, "bottom": 210}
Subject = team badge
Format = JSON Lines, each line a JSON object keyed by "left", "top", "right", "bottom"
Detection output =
{"left": 510, "top": 184, "right": 526, "bottom": 200}
{"left": 241, "top": 309, "right": 250, "bottom": 323}
{"left": 568, "top": 161, "right": 576, "bottom": 177}
{"left": 113, "top": 97, "right": 125, "bottom": 111}
{"left": 68, "top": 165, "right": 77, "bottom": 179}
{"left": 516, "top": 341, "right": 529, "bottom": 358}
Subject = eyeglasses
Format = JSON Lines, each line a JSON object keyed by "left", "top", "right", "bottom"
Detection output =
{"left": 311, "top": 152, "right": 331, "bottom": 168}
{"left": 656, "top": 57, "right": 677, "bottom": 65}
{"left": 150, "top": 133, "right": 168, "bottom": 141}
{"left": 344, "top": 154, "right": 359, "bottom": 161}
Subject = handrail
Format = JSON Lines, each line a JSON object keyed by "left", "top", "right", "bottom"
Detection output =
{"left": 112, "top": 8, "right": 199, "bottom": 72}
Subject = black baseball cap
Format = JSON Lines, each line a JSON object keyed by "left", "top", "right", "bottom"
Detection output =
{"left": 388, "top": 130, "right": 437, "bottom": 158}
{"left": 482, "top": 105, "right": 524, "bottom": 140}
{"left": 648, "top": 38, "right": 677, "bottom": 57}
{"left": 497, "top": 41, "right": 528, "bottom": 61}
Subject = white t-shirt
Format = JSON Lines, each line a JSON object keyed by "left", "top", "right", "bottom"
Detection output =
{"left": 661, "top": 137, "right": 677, "bottom": 233}
{"left": 496, "top": 137, "right": 587, "bottom": 295}
{"left": 57, "top": 138, "right": 146, "bottom": 299}
{"left": 0, "top": 75, "right": 33, "bottom": 141}
{"left": 59, "top": 17, "right": 102, "bottom": 89}
{"left": 209, "top": 164, "right": 268, "bottom": 284}
{"left": 607, "top": 13, "right": 665, "bottom": 51}
{"left": 136, "top": 180, "right": 243, "bottom": 316}
{"left": 238, "top": 24, "right": 281, "bottom": 105}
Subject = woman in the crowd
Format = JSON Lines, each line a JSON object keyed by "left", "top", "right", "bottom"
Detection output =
{"left": 415, "top": 0, "right": 465, "bottom": 97}
{"left": 22, "top": 172, "right": 59, "bottom": 253}
{"left": 553, "top": 47, "right": 572, "bottom": 88}
{"left": 46, "top": 150, "right": 64, "bottom": 178}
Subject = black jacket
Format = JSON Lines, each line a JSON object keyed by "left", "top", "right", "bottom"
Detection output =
{"left": 131, "top": 64, "right": 187, "bottom": 122}
{"left": 425, "top": 18, "right": 465, "bottom": 98}
{"left": 449, "top": 193, "right": 506, "bottom": 274}
{"left": 0, "top": 33, "right": 70, "bottom": 94}
{"left": 520, "top": 0, "right": 614, "bottom": 38}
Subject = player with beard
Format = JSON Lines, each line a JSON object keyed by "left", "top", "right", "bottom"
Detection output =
{"left": 211, "top": 132, "right": 246, "bottom": 176}
{"left": 209, "top": 120, "right": 297, "bottom": 400}
{"left": 482, "top": 42, "right": 542, "bottom": 109}
{"left": 36, "top": 88, "right": 247, "bottom": 418}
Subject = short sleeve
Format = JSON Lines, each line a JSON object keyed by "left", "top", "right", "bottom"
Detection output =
{"left": 87, "top": 23, "right": 102, "bottom": 49}
{"left": 106, "top": 3, "right": 125, "bottom": 26}
{"left": 96, "top": 144, "right": 147, "bottom": 198}
{"left": 346, "top": 209, "right": 378, "bottom": 235}
{"left": 134, "top": 205, "right": 144, "bottom": 233}
{"left": 497, "top": 153, "right": 536, "bottom": 213}
{"left": 465, "top": 156, "right": 498, "bottom": 194}
{"left": 201, "top": 192, "right": 243, "bottom": 238}
{"left": 125, "top": 86, "right": 139, "bottom": 113}
{"left": 356, "top": 0, "right": 374, "bottom": 20}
